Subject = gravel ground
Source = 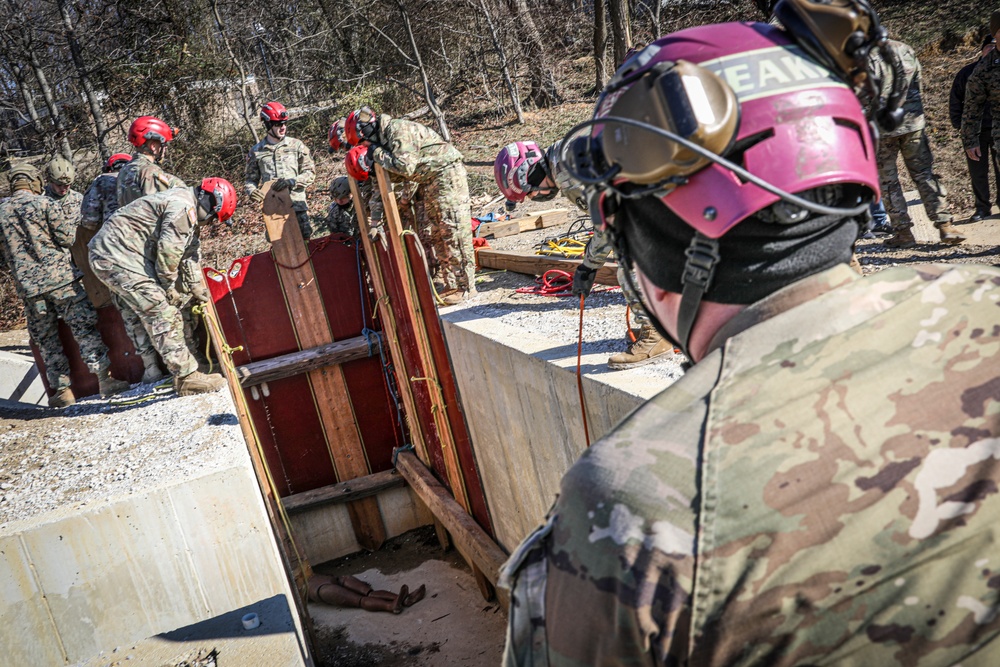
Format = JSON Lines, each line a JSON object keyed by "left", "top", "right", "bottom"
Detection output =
{"left": 0, "top": 380, "right": 246, "bottom": 530}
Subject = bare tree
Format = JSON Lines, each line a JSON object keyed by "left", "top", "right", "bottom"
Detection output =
{"left": 55, "top": 0, "right": 111, "bottom": 160}
{"left": 394, "top": 0, "right": 449, "bottom": 141}
{"left": 210, "top": 0, "right": 260, "bottom": 143}
{"left": 506, "top": 0, "right": 561, "bottom": 108}
{"left": 474, "top": 0, "right": 523, "bottom": 123}
{"left": 608, "top": 0, "right": 632, "bottom": 67}
{"left": 593, "top": 0, "right": 609, "bottom": 90}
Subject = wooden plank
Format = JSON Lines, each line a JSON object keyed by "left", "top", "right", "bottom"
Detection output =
{"left": 513, "top": 207, "right": 569, "bottom": 232}
{"left": 374, "top": 164, "right": 473, "bottom": 516}
{"left": 349, "top": 176, "right": 430, "bottom": 465}
{"left": 477, "top": 219, "right": 520, "bottom": 238}
{"left": 235, "top": 335, "right": 377, "bottom": 387}
{"left": 476, "top": 249, "right": 620, "bottom": 286}
{"left": 396, "top": 452, "right": 508, "bottom": 609}
{"left": 263, "top": 181, "right": 386, "bottom": 552}
{"left": 282, "top": 469, "right": 405, "bottom": 514}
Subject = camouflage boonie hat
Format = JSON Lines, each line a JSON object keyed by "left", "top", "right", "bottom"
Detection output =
{"left": 45, "top": 157, "right": 75, "bottom": 185}
{"left": 329, "top": 176, "right": 351, "bottom": 199}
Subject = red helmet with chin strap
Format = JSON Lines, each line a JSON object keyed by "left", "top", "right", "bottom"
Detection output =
{"left": 200, "top": 177, "right": 237, "bottom": 222}
{"left": 328, "top": 119, "right": 346, "bottom": 152}
{"left": 105, "top": 153, "right": 132, "bottom": 172}
{"left": 345, "top": 107, "right": 377, "bottom": 146}
{"left": 128, "top": 116, "right": 177, "bottom": 148}
{"left": 260, "top": 102, "right": 289, "bottom": 123}
{"left": 345, "top": 145, "right": 371, "bottom": 181}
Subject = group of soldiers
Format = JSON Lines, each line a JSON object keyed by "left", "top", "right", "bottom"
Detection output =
{"left": 0, "top": 116, "right": 236, "bottom": 407}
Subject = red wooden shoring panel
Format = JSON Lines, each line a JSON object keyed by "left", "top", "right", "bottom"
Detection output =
{"left": 308, "top": 236, "right": 402, "bottom": 473}
{"left": 219, "top": 254, "right": 336, "bottom": 496}
{"left": 31, "top": 303, "right": 144, "bottom": 400}
{"left": 402, "top": 234, "right": 492, "bottom": 535}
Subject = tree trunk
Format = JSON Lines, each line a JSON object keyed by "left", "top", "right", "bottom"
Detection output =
{"left": 210, "top": 0, "right": 260, "bottom": 144}
{"left": 477, "top": 0, "right": 523, "bottom": 124}
{"left": 8, "top": 61, "right": 52, "bottom": 154}
{"left": 56, "top": 0, "right": 110, "bottom": 161}
{"left": 593, "top": 0, "right": 609, "bottom": 90}
{"left": 507, "top": 0, "right": 561, "bottom": 108}
{"left": 608, "top": 0, "right": 632, "bottom": 68}
{"left": 25, "top": 39, "right": 73, "bottom": 160}
{"left": 394, "top": 0, "right": 450, "bottom": 142}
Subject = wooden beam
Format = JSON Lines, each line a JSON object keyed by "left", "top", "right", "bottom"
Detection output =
{"left": 395, "top": 452, "right": 508, "bottom": 609}
{"left": 235, "top": 336, "right": 378, "bottom": 388}
{"left": 476, "top": 219, "right": 520, "bottom": 239}
{"left": 263, "top": 182, "right": 386, "bottom": 552}
{"left": 476, "top": 249, "right": 620, "bottom": 286}
{"left": 283, "top": 469, "right": 405, "bottom": 514}
{"left": 512, "top": 207, "right": 570, "bottom": 232}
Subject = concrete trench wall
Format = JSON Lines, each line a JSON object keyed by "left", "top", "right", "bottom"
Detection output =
{"left": 441, "top": 310, "right": 670, "bottom": 554}
{"left": 0, "top": 463, "right": 307, "bottom": 666}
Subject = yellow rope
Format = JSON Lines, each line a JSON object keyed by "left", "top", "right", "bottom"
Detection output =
{"left": 535, "top": 237, "right": 588, "bottom": 258}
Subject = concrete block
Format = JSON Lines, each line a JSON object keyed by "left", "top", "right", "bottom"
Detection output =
{"left": 0, "top": 350, "right": 46, "bottom": 405}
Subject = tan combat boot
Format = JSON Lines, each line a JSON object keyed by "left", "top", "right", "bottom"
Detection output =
{"left": 936, "top": 221, "right": 965, "bottom": 245}
{"left": 884, "top": 227, "right": 917, "bottom": 249}
{"left": 608, "top": 324, "right": 676, "bottom": 370}
{"left": 175, "top": 370, "right": 226, "bottom": 396}
{"left": 140, "top": 352, "right": 166, "bottom": 384}
{"left": 97, "top": 368, "right": 130, "bottom": 398}
{"left": 48, "top": 386, "right": 75, "bottom": 408}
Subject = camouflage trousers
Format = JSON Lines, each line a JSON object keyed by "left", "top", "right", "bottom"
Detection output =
{"left": 415, "top": 162, "right": 475, "bottom": 293}
{"left": 89, "top": 256, "right": 198, "bottom": 378}
{"left": 583, "top": 228, "right": 650, "bottom": 326}
{"left": 114, "top": 288, "right": 204, "bottom": 367}
{"left": 877, "top": 129, "right": 953, "bottom": 230}
{"left": 24, "top": 281, "right": 110, "bottom": 391}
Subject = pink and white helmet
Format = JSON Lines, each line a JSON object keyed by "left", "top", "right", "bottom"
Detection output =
{"left": 493, "top": 141, "right": 545, "bottom": 202}
{"left": 594, "top": 21, "right": 879, "bottom": 238}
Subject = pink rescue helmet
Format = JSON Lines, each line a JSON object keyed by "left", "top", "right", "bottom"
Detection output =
{"left": 493, "top": 141, "right": 545, "bottom": 202}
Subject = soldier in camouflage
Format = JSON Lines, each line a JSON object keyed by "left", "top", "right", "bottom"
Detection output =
{"left": 325, "top": 176, "right": 358, "bottom": 238}
{"left": 43, "top": 157, "right": 83, "bottom": 226}
{"left": 961, "top": 13, "right": 1000, "bottom": 192}
{"left": 346, "top": 107, "right": 475, "bottom": 303}
{"left": 870, "top": 40, "right": 963, "bottom": 247}
{"left": 0, "top": 164, "right": 128, "bottom": 407}
{"left": 245, "top": 101, "right": 318, "bottom": 239}
{"left": 80, "top": 153, "right": 131, "bottom": 230}
{"left": 89, "top": 179, "right": 236, "bottom": 396}
{"left": 495, "top": 140, "right": 677, "bottom": 369}
{"left": 501, "top": 17, "right": 1000, "bottom": 666}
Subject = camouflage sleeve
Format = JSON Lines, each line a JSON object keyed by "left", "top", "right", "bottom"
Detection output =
{"left": 79, "top": 182, "right": 102, "bottom": 230}
{"left": 142, "top": 165, "right": 182, "bottom": 196}
{"left": 371, "top": 137, "right": 419, "bottom": 179}
{"left": 155, "top": 200, "right": 199, "bottom": 288}
{"left": 293, "top": 141, "right": 315, "bottom": 191}
{"left": 368, "top": 185, "right": 384, "bottom": 223}
{"left": 581, "top": 228, "right": 614, "bottom": 270}
{"left": 46, "top": 198, "right": 78, "bottom": 248}
{"left": 961, "top": 69, "right": 987, "bottom": 150}
{"left": 245, "top": 150, "right": 261, "bottom": 196}
{"left": 178, "top": 235, "right": 202, "bottom": 294}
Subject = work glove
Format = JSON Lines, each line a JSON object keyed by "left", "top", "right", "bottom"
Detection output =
{"left": 272, "top": 178, "right": 296, "bottom": 192}
{"left": 189, "top": 282, "right": 211, "bottom": 304}
{"left": 572, "top": 264, "right": 598, "bottom": 298}
{"left": 248, "top": 188, "right": 265, "bottom": 205}
{"left": 165, "top": 286, "right": 188, "bottom": 308}
{"left": 368, "top": 221, "right": 385, "bottom": 241}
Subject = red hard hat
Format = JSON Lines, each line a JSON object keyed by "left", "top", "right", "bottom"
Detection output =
{"left": 328, "top": 119, "right": 345, "bottom": 152}
{"left": 201, "top": 177, "right": 237, "bottom": 222}
{"left": 260, "top": 101, "right": 289, "bottom": 123}
{"left": 345, "top": 145, "right": 370, "bottom": 182}
{"left": 345, "top": 107, "right": 376, "bottom": 146}
{"left": 105, "top": 153, "right": 132, "bottom": 172}
{"left": 128, "top": 116, "right": 177, "bottom": 148}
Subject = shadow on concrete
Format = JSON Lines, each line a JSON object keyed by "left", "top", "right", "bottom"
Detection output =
{"left": 159, "top": 594, "right": 296, "bottom": 642}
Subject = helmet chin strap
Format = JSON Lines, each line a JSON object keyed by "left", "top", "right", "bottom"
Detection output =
{"left": 616, "top": 228, "right": 720, "bottom": 361}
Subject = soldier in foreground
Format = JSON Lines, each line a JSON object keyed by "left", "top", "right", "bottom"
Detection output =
{"left": 245, "top": 101, "right": 318, "bottom": 238}
{"left": 500, "top": 3, "right": 1000, "bottom": 665}
{"left": 88, "top": 179, "right": 236, "bottom": 396}
{"left": 495, "top": 141, "right": 676, "bottom": 369}
{"left": 950, "top": 35, "right": 999, "bottom": 222}
{"left": 0, "top": 164, "right": 128, "bottom": 407}
{"left": 345, "top": 107, "right": 475, "bottom": 304}
{"left": 871, "top": 39, "right": 963, "bottom": 247}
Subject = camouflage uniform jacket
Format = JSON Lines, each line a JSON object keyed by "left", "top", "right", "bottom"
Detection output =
{"left": 45, "top": 185, "right": 84, "bottom": 227}
{"left": 325, "top": 200, "right": 358, "bottom": 237}
{"left": 961, "top": 49, "right": 1000, "bottom": 150}
{"left": 370, "top": 115, "right": 462, "bottom": 185}
{"left": 80, "top": 173, "right": 120, "bottom": 230}
{"left": 244, "top": 136, "right": 315, "bottom": 206}
{"left": 89, "top": 187, "right": 202, "bottom": 291}
{"left": 0, "top": 189, "right": 80, "bottom": 298}
{"left": 501, "top": 262, "right": 1000, "bottom": 666}
{"left": 869, "top": 40, "right": 926, "bottom": 137}
{"left": 117, "top": 153, "right": 186, "bottom": 207}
